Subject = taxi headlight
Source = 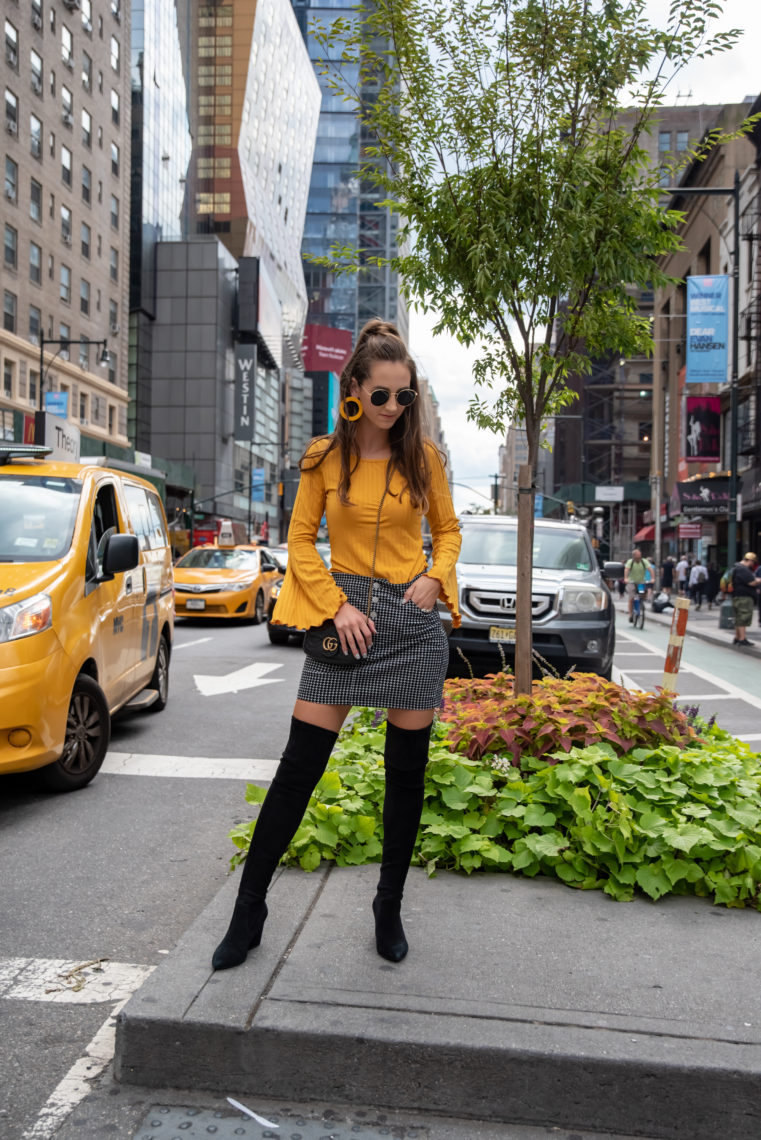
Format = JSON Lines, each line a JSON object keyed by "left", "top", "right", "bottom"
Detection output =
{"left": 222, "top": 579, "right": 256, "bottom": 592}
{"left": 0, "top": 592, "right": 53, "bottom": 642}
{"left": 558, "top": 586, "right": 607, "bottom": 614}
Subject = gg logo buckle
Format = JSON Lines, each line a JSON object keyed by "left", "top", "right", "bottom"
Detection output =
{"left": 323, "top": 635, "right": 339, "bottom": 654}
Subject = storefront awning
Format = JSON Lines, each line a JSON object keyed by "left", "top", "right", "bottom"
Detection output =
{"left": 633, "top": 524, "right": 655, "bottom": 542}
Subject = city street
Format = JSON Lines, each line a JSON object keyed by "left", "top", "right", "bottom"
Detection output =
{"left": 1, "top": 612, "right": 759, "bottom": 1140}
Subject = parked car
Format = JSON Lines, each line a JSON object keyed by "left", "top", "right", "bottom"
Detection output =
{"left": 267, "top": 544, "right": 331, "bottom": 645}
{"left": 445, "top": 515, "right": 622, "bottom": 679}
{"left": 0, "top": 442, "right": 174, "bottom": 791}
{"left": 173, "top": 544, "right": 280, "bottom": 623}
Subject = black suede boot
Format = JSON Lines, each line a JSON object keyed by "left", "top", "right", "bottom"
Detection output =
{"left": 212, "top": 716, "right": 338, "bottom": 970}
{"left": 373, "top": 720, "right": 431, "bottom": 962}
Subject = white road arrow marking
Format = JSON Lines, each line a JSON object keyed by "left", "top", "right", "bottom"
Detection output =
{"left": 193, "top": 660, "right": 283, "bottom": 697}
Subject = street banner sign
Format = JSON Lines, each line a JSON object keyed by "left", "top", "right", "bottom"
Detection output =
{"left": 686, "top": 275, "right": 729, "bottom": 383}
{"left": 251, "top": 467, "right": 265, "bottom": 501}
{"left": 45, "top": 391, "right": 69, "bottom": 418}
{"left": 234, "top": 345, "right": 256, "bottom": 441}
{"left": 685, "top": 395, "right": 721, "bottom": 462}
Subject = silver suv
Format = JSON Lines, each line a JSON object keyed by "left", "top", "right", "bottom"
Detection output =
{"left": 446, "top": 515, "right": 619, "bottom": 679}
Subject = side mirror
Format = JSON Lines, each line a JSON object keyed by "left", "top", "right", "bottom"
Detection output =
{"left": 101, "top": 533, "right": 139, "bottom": 578}
{"left": 260, "top": 558, "right": 276, "bottom": 572}
{"left": 602, "top": 560, "right": 626, "bottom": 581}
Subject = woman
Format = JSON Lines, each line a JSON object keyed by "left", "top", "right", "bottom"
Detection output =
{"left": 212, "top": 319, "right": 461, "bottom": 970}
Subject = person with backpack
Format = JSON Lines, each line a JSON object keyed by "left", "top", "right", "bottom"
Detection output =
{"left": 731, "top": 553, "right": 760, "bottom": 647}
{"left": 688, "top": 558, "right": 708, "bottom": 610}
{"left": 624, "top": 548, "right": 653, "bottom": 622}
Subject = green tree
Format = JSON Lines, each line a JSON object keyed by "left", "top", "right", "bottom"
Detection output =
{"left": 311, "top": 0, "right": 749, "bottom": 692}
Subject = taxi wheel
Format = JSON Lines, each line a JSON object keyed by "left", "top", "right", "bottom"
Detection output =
{"left": 252, "top": 590, "right": 265, "bottom": 625}
{"left": 147, "top": 634, "right": 170, "bottom": 712}
{"left": 267, "top": 623, "right": 290, "bottom": 645}
{"left": 38, "top": 675, "right": 110, "bottom": 792}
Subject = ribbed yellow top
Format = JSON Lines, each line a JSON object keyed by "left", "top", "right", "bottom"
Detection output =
{"left": 271, "top": 440, "right": 462, "bottom": 630}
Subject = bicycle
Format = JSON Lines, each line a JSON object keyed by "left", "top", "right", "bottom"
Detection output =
{"left": 632, "top": 582, "right": 646, "bottom": 629}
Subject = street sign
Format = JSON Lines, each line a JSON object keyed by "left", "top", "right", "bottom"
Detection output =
{"left": 677, "top": 522, "right": 702, "bottom": 539}
{"left": 594, "top": 486, "right": 624, "bottom": 502}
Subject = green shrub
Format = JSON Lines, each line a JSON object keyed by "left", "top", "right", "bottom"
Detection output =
{"left": 229, "top": 683, "right": 761, "bottom": 910}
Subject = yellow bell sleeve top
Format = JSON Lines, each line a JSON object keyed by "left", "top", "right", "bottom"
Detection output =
{"left": 271, "top": 440, "right": 462, "bottom": 630}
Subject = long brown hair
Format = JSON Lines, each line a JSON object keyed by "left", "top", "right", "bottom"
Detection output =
{"left": 300, "top": 318, "right": 444, "bottom": 511}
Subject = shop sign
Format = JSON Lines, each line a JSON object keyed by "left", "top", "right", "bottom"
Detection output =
{"left": 676, "top": 476, "right": 729, "bottom": 517}
{"left": 678, "top": 522, "right": 702, "bottom": 539}
{"left": 234, "top": 345, "right": 256, "bottom": 442}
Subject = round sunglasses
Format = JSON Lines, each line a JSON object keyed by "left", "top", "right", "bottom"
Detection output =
{"left": 361, "top": 384, "right": 417, "bottom": 407}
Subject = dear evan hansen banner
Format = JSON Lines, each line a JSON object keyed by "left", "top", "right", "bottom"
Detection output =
{"left": 686, "top": 275, "right": 729, "bottom": 384}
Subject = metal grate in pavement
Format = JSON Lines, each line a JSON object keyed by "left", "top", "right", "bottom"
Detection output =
{"left": 135, "top": 1105, "right": 428, "bottom": 1139}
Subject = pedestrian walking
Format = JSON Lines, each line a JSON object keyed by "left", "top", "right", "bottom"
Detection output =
{"left": 676, "top": 553, "right": 689, "bottom": 595}
{"left": 212, "top": 319, "right": 462, "bottom": 970}
{"left": 731, "top": 552, "right": 760, "bottom": 647}
{"left": 660, "top": 556, "right": 674, "bottom": 596}
{"left": 624, "top": 548, "right": 652, "bottom": 621}
{"left": 706, "top": 562, "right": 720, "bottom": 609}
{"left": 688, "top": 559, "right": 707, "bottom": 609}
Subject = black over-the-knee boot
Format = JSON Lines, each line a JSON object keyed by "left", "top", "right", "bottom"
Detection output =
{"left": 373, "top": 720, "right": 432, "bottom": 962}
{"left": 212, "top": 716, "right": 338, "bottom": 971}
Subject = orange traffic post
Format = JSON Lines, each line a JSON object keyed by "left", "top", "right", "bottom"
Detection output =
{"left": 661, "top": 597, "right": 690, "bottom": 691}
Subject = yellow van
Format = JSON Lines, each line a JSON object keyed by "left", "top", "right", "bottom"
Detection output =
{"left": 0, "top": 443, "right": 174, "bottom": 791}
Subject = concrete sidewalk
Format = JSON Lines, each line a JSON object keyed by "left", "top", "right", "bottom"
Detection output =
{"left": 115, "top": 862, "right": 761, "bottom": 1139}
{"left": 614, "top": 595, "right": 761, "bottom": 659}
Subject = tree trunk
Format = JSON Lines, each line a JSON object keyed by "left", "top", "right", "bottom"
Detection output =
{"left": 514, "top": 462, "right": 534, "bottom": 695}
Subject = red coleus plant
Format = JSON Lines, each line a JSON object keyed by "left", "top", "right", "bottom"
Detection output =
{"left": 440, "top": 672, "right": 698, "bottom": 766}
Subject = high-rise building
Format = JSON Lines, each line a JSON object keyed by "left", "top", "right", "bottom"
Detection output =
{"left": 128, "top": 0, "right": 191, "bottom": 451}
{"left": 291, "top": 0, "right": 408, "bottom": 343}
{"left": 2, "top": 0, "right": 131, "bottom": 445}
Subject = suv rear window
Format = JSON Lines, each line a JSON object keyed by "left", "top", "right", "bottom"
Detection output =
{"left": 0, "top": 474, "right": 81, "bottom": 562}
{"left": 460, "top": 524, "right": 593, "bottom": 571}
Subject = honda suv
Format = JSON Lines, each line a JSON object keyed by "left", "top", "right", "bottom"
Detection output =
{"left": 446, "top": 515, "right": 620, "bottom": 679}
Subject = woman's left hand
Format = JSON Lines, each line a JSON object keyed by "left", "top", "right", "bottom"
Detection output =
{"left": 402, "top": 574, "right": 440, "bottom": 612}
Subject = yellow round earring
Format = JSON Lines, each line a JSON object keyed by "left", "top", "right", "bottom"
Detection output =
{"left": 339, "top": 397, "right": 363, "bottom": 422}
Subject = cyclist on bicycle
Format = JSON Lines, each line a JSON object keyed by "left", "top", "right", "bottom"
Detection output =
{"left": 624, "top": 548, "right": 653, "bottom": 623}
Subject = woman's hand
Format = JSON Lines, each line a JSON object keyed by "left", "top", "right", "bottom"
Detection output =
{"left": 333, "top": 601, "right": 376, "bottom": 660}
{"left": 402, "top": 574, "right": 440, "bottom": 612}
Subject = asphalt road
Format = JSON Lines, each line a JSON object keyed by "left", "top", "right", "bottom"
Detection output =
{"left": 1, "top": 613, "right": 758, "bottom": 1140}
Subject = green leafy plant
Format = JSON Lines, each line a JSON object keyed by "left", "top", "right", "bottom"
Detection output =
{"left": 230, "top": 692, "right": 761, "bottom": 910}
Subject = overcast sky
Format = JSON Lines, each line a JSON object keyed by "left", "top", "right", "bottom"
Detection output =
{"left": 408, "top": 0, "right": 761, "bottom": 514}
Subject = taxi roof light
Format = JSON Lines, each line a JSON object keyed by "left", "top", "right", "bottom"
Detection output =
{"left": 0, "top": 444, "right": 54, "bottom": 466}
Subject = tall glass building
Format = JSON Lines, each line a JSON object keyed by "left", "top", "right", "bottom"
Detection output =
{"left": 291, "top": 0, "right": 407, "bottom": 341}
{"left": 129, "top": 0, "right": 192, "bottom": 450}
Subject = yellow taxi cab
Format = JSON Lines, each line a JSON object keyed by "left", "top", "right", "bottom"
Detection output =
{"left": 173, "top": 524, "right": 281, "bottom": 622}
{"left": 0, "top": 442, "right": 174, "bottom": 791}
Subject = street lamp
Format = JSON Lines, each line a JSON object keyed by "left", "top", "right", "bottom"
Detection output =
{"left": 38, "top": 334, "right": 109, "bottom": 412}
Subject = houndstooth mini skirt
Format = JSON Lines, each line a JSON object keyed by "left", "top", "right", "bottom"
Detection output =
{"left": 297, "top": 572, "right": 449, "bottom": 710}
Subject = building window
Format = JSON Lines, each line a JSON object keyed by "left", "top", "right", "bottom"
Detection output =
{"left": 110, "top": 194, "right": 119, "bottom": 229}
{"left": 81, "top": 108, "right": 91, "bottom": 148}
{"left": 80, "top": 278, "right": 90, "bottom": 315}
{"left": 29, "top": 304, "right": 41, "bottom": 343}
{"left": 81, "top": 0, "right": 92, "bottom": 34}
{"left": 3, "top": 290, "right": 17, "bottom": 333}
{"left": 31, "top": 50, "right": 43, "bottom": 93}
{"left": 108, "top": 404, "right": 115, "bottom": 434}
{"left": 82, "top": 51, "right": 92, "bottom": 92}
{"left": 196, "top": 192, "right": 231, "bottom": 215}
{"left": 658, "top": 130, "right": 670, "bottom": 153}
{"left": 110, "top": 35, "right": 119, "bottom": 72}
{"left": 61, "top": 144, "right": 72, "bottom": 185}
{"left": 82, "top": 165, "right": 91, "bottom": 204}
{"left": 5, "top": 155, "right": 18, "bottom": 202}
{"left": 107, "top": 351, "right": 116, "bottom": 386}
{"left": 109, "top": 247, "right": 118, "bottom": 282}
{"left": 61, "top": 204, "right": 72, "bottom": 243}
{"left": 676, "top": 130, "right": 689, "bottom": 152}
{"left": 30, "top": 178, "right": 42, "bottom": 222}
{"left": 111, "top": 89, "right": 119, "bottom": 125}
{"left": 29, "top": 370, "right": 38, "bottom": 406}
{"left": 62, "top": 85, "right": 73, "bottom": 125}
{"left": 3, "top": 360, "right": 13, "bottom": 399}
{"left": 198, "top": 124, "right": 232, "bottom": 145}
{"left": 4, "top": 223, "right": 17, "bottom": 269}
{"left": 5, "top": 19, "right": 19, "bottom": 69}
{"left": 4, "top": 87, "right": 18, "bottom": 133}
{"left": 60, "top": 263, "right": 71, "bottom": 303}
{"left": 81, "top": 220, "right": 90, "bottom": 258}
{"left": 60, "top": 323, "right": 71, "bottom": 358}
{"left": 61, "top": 24, "right": 73, "bottom": 67}
{"left": 79, "top": 338, "right": 89, "bottom": 370}
{"left": 49, "top": 129, "right": 56, "bottom": 157}
{"left": 79, "top": 391, "right": 88, "bottom": 420}
{"left": 30, "top": 113, "right": 42, "bottom": 158}
{"left": 109, "top": 298, "right": 118, "bottom": 332}
{"left": 30, "top": 241, "right": 42, "bottom": 284}
{"left": 658, "top": 166, "right": 670, "bottom": 188}
{"left": 110, "top": 142, "right": 119, "bottom": 177}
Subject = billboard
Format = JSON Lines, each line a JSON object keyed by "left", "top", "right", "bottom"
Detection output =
{"left": 234, "top": 345, "right": 256, "bottom": 441}
{"left": 685, "top": 395, "right": 721, "bottom": 462}
{"left": 686, "top": 275, "right": 729, "bottom": 384}
{"left": 302, "top": 324, "right": 352, "bottom": 373}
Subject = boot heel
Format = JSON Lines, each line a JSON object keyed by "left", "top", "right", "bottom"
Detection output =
{"left": 372, "top": 895, "right": 408, "bottom": 962}
{"left": 212, "top": 899, "right": 268, "bottom": 971}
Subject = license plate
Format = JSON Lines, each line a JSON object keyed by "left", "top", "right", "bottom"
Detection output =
{"left": 185, "top": 598, "right": 206, "bottom": 610}
{"left": 489, "top": 625, "right": 516, "bottom": 643}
